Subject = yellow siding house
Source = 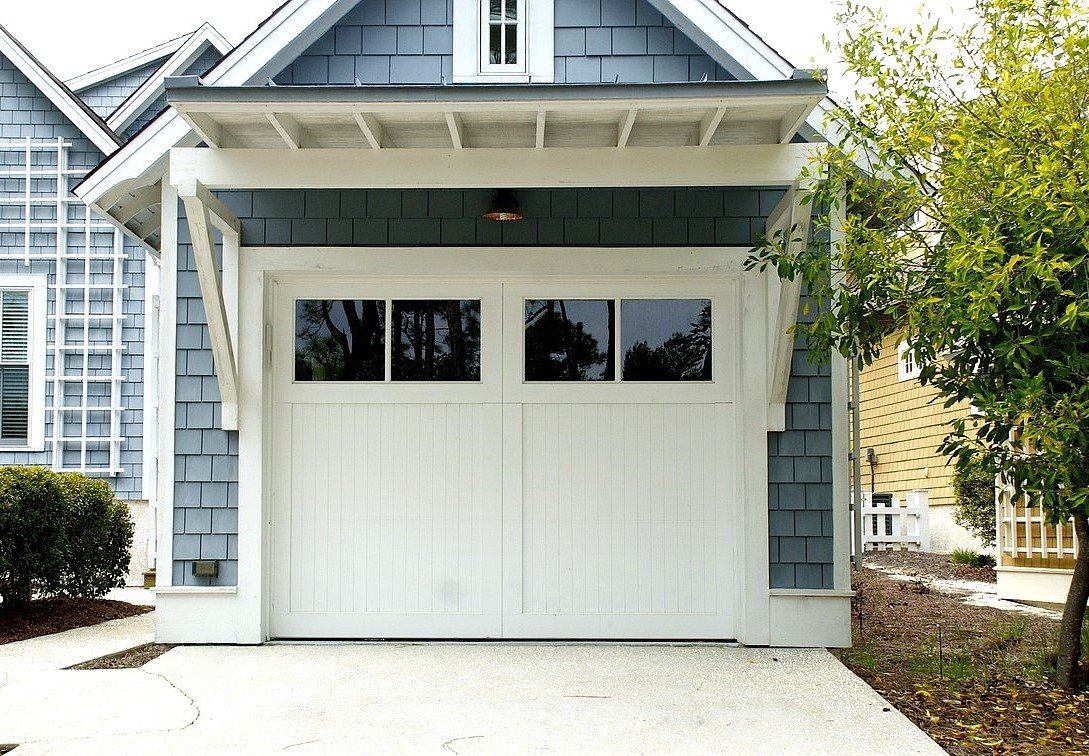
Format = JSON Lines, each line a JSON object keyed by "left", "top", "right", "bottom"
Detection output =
{"left": 861, "top": 334, "right": 1077, "bottom": 605}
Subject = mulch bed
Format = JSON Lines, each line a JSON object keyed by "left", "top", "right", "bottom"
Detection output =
{"left": 69, "top": 642, "right": 174, "bottom": 670}
{"left": 838, "top": 566, "right": 1089, "bottom": 754}
{"left": 865, "top": 549, "right": 997, "bottom": 583}
{"left": 0, "top": 599, "right": 151, "bottom": 645}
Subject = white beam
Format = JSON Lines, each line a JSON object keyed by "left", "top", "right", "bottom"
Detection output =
{"left": 179, "top": 112, "right": 227, "bottom": 149}
{"left": 779, "top": 103, "right": 815, "bottom": 144}
{"left": 353, "top": 113, "right": 384, "bottom": 149}
{"left": 445, "top": 112, "right": 467, "bottom": 149}
{"left": 535, "top": 110, "right": 547, "bottom": 149}
{"left": 765, "top": 181, "right": 814, "bottom": 431}
{"left": 176, "top": 179, "right": 241, "bottom": 430}
{"left": 170, "top": 143, "right": 818, "bottom": 190}
{"left": 617, "top": 109, "right": 638, "bottom": 148}
{"left": 267, "top": 112, "right": 319, "bottom": 149}
{"left": 699, "top": 107, "right": 728, "bottom": 147}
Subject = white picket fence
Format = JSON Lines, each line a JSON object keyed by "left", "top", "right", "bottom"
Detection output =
{"left": 857, "top": 490, "right": 930, "bottom": 552}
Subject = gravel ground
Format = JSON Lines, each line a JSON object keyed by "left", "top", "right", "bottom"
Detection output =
{"left": 69, "top": 643, "right": 174, "bottom": 670}
{"left": 864, "top": 550, "right": 997, "bottom": 583}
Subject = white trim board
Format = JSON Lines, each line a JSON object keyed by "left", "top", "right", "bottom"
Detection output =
{"left": 168, "top": 144, "right": 819, "bottom": 190}
{"left": 0, "top": 26, "right": 120, "bottom": 155}
{"left": 108, "top": 25, "right": 232, "bottom": 135}
{"left": 67, "top": 35, "right": 189, "bottom": 93}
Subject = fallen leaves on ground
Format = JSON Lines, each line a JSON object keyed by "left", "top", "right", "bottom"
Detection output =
{"left": 837, "top": 563, "right": 1089, "bottom": 755}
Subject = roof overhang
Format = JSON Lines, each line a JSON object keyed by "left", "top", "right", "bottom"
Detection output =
{"left": 88, "top": 79, "right": 822, "bottom": 251}
{"left": 165, "top": 78, "right": 826, "bottom": 152}
{"left": 67, "top": 34, "right": 189, "bottom": 92}
{"left": 0, "top": 24, "right": 121, "bottom": 155}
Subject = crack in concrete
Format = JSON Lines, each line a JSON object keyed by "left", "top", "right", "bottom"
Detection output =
{"left": 282, "top": 739, "right": 321, "bottom": 750}
{"left": 442, "top": 735, "right": 484, "bottom": 754}
{"left": 10, "top": 670, "right": 201, "bottom": 749}
{"left": 142, "top": 669, "right": 201, "bottom": 731}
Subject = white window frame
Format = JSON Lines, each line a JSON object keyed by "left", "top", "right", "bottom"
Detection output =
{"left": 0, "top": 275, "right": 47, "bottom": 451}
{"left": 480, "top": 0, "right": 527, "bottom": 75}
{"left": 897, "top": 340, "right": 921, "bottom": 382}
{"left": 453, "top": 0, "right": 555, "bottom": 83}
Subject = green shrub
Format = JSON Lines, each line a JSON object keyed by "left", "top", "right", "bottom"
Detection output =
{"left": 0, "top": 467, "right": 133, "bottom": 609}
{"left": 952, "top": 456, "right": 997, "bottom": 548}
{"left": 0, "top": 467, "right": 68, "bottom": 607}
{"left": 951, "top": 548, "right": 997, "bottom": 569}
{"left": 58, "top": 473, "right": 133, "bottom": 599}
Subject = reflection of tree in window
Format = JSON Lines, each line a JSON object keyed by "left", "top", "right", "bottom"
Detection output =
{"left": 295, "top": 300, "right": 385, "bottom": 381}
{"left": 524, "top": 299, "right": 614, "bottom": 381}
{"left": 393, "top": 300, "right": 481, "bottom": 381}
{"left": 622, "top": 300, "right": 712, "bottom": 382}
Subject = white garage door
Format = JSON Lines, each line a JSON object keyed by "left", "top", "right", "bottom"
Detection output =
{"left": 269, "top": 273, "right": 741, "bottom": 639}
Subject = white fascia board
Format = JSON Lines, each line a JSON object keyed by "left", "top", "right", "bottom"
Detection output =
{"left": 77, "top": 0, "right": 358, "bottom": 209}
{"left": 67, "top": 35, "right": 188, "bottom": 93}
{"left": 108, "top": 25, "right": 233, "bottom": 134}
{"left": 169, "top": 143, "right": 820, "bottom": 190}
{"left": 0, "top": 29, "right": 120, "bottom": 155}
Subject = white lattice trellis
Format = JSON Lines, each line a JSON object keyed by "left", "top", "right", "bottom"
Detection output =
{"left": 0, "top": 137, "right": 126, "bottom": 475}
{"left": 998, "top": 482, "right": 1079, "bottom": 562}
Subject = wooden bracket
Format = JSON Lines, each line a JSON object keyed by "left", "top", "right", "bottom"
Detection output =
{"left": 176, "top": 179, "right": 241, "bottom": 431}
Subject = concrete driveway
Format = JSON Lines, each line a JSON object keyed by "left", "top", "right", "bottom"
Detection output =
{"left": 0, "top": 644, "right": 943, "bottom": 755}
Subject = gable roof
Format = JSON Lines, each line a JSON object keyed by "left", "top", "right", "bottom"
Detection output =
{"left": 0, "top": 23, "right": 121, "bottom": 155}
{"left": 75, "top": 0, "right": 830, "bottom": 227}
{"left": 66, "top": 33, "right": 190, "bottom": 94}
{"left": 107, "top": 24, "right": 232, "bottom": 135}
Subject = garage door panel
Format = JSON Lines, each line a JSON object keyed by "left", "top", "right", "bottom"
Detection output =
{"left": 274, "top": 402, "right": 503, "bottom": 634}
{"left": 518, "top": 403, "right": 735, "bottom": 626}
{"left": 270, "top": 272, "right": 741, "bottom": 640}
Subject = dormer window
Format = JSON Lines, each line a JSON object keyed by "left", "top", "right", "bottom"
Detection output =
{"left": 454, "top": 0, "right": 554, "bottom": 83}
{"left": 484, "top": 0, "right": 525, "bottom": 71}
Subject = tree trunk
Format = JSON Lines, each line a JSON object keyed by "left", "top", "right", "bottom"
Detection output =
{"left": 1055, "top": 510, "right": 1089, "bottom": 689}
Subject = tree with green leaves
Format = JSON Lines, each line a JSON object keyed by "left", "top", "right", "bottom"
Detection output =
{"left": 749, "top": 0, "right": 1089, "bottom": 688}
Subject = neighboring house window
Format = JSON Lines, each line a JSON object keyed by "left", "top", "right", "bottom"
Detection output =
{"left": 897, "top": 340, "right": 922, "bottom": 382}
{"left": 0, "top": 277, "right": 46, "bottom": 450}
{"left": 453, "top": 0, "right": 554, "bottom": 83}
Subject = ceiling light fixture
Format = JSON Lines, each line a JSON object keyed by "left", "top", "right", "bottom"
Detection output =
{"left": 483, "top": 188, "right": 523, "bottom": 221}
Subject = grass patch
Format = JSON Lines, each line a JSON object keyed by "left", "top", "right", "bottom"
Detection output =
{"left": 951, "top": 548, "right": 996, "bottom": 569}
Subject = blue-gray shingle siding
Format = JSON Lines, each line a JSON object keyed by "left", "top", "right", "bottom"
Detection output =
{"left": 0, "top": 51, "right": 147, "bottom": 500}
{"left": 274, "top": 0, "right": 731, "bottom": 85}
{"left": 174, "top": 187, "right": 833, "bottom": 589}
{"left": 75, "top": 58, "right": 166, "bottom": 119}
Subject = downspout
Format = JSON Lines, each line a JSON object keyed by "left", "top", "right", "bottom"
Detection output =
{"left": 851, "top": 355, "right": 864, "bottom": 569}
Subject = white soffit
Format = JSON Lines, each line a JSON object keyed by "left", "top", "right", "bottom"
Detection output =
{"left": 167, "top": 81, "right": 825, "bottom": 151}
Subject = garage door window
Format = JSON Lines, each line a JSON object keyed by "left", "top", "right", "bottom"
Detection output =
{"left": 296, "top": 298, "right": 482, "bottom": 383}
{"left": 622, "top": 299, "right": 712, "bottom": 382}
{"left": 295, "top": 299, "right": 385, "bottom": 382}
{"left": 392, "top": 300, "right": 482, "bottom": 381}
{"left": 525, "top": 298, "right": 711, "bottom": 382}
{"left": 524, "top": 299, "right": 615, "bottom": 382}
